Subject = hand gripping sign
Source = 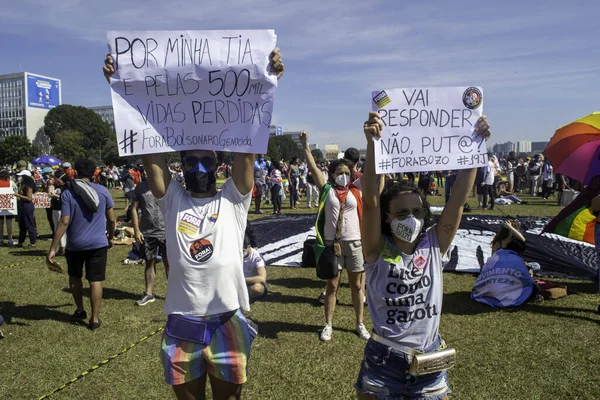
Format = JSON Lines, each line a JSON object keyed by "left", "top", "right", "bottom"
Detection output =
{"left": 107, "top": 30, "right": 278, "bottom": 156}
{"left": 371, "top": 87, "right": 486, "bottom": 174}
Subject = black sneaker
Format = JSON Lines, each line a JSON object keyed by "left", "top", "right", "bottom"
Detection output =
{"left": 71, "top": 310, "right": 87, "bottom": 320}
{"left": 88, "top": 319, "right": 102, "bottom": 331}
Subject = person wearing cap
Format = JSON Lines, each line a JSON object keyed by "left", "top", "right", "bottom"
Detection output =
{"left": 14, "top": 169, "right": 37, "bottom": 247}
{"left": 62, "top": 162, "right": 75, "bottom": 181}
{"left": 16, "top": 160, "right": 27, "bottom": 172}
{"left": 471, "top": 221, "right": 539, "bottom": 307}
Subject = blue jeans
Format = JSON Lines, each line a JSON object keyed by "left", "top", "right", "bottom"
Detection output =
{"left": 355, "top": 338, "right": 450, "bottom": 400}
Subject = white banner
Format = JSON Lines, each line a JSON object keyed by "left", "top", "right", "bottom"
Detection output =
{"left": 107, "top": 30, "right": 278, "bottom": 156}
{"left": 371, "top": 87, "right": 486, "bottom": 174}
{"left": 0, "top": 187, "right": 17, "bottom": 216}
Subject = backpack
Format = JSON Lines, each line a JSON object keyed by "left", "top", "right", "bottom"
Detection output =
{"left": 70, "top": 179, "right": 100, "bottom": 212}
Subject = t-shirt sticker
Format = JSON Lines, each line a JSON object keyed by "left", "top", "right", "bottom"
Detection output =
{"left": 414, "top": 255, "right": 427, "bottom": 269}
{"left": 208, "top": 214, "right": 218, "bottom": 223}
{"left": 177, "top": 213, "right": 203, "bottom": 236}
{"left": 190, "top": 239, "right": 214, "bottom": 263}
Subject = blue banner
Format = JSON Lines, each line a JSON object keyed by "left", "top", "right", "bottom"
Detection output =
{"left": 27, "top": 74, "right": 60, "bottom": 109}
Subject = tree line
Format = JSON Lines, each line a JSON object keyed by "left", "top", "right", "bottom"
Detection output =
{"left": 0, "top": 104, "right": 328, "bottom": 166}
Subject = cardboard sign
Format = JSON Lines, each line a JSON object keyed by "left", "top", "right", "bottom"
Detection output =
{"left": 0, "top": 187, "right": 17, "bottom": 216}
{"left": 33, "top": 192, "right": 52, "bottom": 208}
{"left": 108, "top": 30, "right": 278, "bottom": 156}
{"left": 371, "top": 87, "right": 486, "bottom": 173}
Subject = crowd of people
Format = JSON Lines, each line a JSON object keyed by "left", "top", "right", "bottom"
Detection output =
{"left": 0, "top": 47, "right": 594, "bottom": 400}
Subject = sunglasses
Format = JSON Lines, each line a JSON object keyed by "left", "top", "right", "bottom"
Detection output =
{"left": 184, "top": 156, "right": 216, "bottom": 173}
{"left": 388, "top": 208, "right": 427, "bottom": 220}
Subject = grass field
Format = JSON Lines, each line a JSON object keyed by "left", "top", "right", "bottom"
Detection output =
{"left": 0, "top": 188, "right": 599, "bottom": 400}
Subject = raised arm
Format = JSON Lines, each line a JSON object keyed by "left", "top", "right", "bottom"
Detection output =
{"left": 362, "top": 112, "right": 385, "bottom": 263}
{"left": 232, "top": 153, "right": 255, "bottom": 195}
{"left": 300, "top": 131, "right": 326, "bottom": 189}
{"left": 436, "top": 116, "right": 491, "bottom": 254}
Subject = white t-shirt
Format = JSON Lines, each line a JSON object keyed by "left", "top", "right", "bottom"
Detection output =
{"left": 365, "top": 228, "right": 448, "bottom": 351}
{"left": 243, "top": 249, "right": 265, "bottom": 278}
{"left": 158, "top": 178, "right": 252, "bottom": 316}
{"left": 324, "top": 180, "right": 362, "bottom": 242}
{"left": 485, "top": 161, "right": 495, "bottom": 185}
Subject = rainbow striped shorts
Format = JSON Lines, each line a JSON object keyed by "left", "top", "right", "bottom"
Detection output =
{"left": 160, "top": 310, "right": 257, "bottom": 385}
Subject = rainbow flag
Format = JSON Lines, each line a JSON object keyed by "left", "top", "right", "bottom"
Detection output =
{"left": 551, "top": 206, "right": 596, "bottom": 244}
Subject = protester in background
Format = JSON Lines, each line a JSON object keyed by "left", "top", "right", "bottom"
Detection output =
{"left": 104, "top": 48, "right": 283, "bottom": 399}
{"left": 48, "top": 171, "right": 66, "bottom": 255}
{"left": 243, "top": 230, "right": 267, "bottom": 303}
{"left": 417, "top": 171, "right": 431, "bottom": 200}
{"left": 528, "top": 155, "right": 542, "bottom": 196}
{"left": 301, "top": 131, "right": 370, "bottom": 342}
{"left": 43, "top": 168, "right": 57, "bottom": 235}
{"left": 444, "top": 170, "right": 457, "bottom": 204}
{"left": 556, "top": 173, "right": 566, "bottom": 205}
{"left": 253, "top": 155, "right": 268, "bottom": 214}
{"left": 305, "top": 167, "right": 320, "bottom": 208}
{"left": 481, "top": 155, "right": 496, "bottom": 210}
{"left": 344, "top": 148, "right": 363, "bottom": 181}
{"left": 62, "top": 162, "right": 75, "bottom": 180}
{"left": 131, "top": 178, "right": 170, "bottom": 306}
{"left": 541, "top": 159, "right": 554, "bottom": 199}
{"left": 14, "top": 169, "right": 36, "bottom": 248}
{"left": 0, "top": 169, "right": 15, "bottom": 246}
{"left": 472, "top": 221, "right": 539, "bottom": 307}
{"left": 287, "top": 157, "right": 300, "bottom": 209}
{"left": 47, "top": 159, "right": 116, "bottom": 330}
{"left": 506, "top": 152, "right": 517, "bottom": 192}
{"left": 270, "top": 160, "right": 283, "bottom": 215}
{"left": 122, "top": 166, "right": 135, "bottom": 210}
{"left": 357, "top": 112, "right": 491, "bottom": 400}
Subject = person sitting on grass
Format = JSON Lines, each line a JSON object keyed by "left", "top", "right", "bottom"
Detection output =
{"left": 243, "top": 232, "right": 267, "bottom": 303}
{"left": 471, "top": 221, "right": 540, "bottom": 307}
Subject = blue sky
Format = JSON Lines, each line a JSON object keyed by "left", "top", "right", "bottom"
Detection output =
{"left": 1, "top": 0, "right": 598, "bottom": 150}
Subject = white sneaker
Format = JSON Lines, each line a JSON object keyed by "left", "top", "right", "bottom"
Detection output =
{"left": 320, "top": 324, "right": 333, "bottom": 341}
{"left": 356, "top": 323, "right": 371, "bottom": 340}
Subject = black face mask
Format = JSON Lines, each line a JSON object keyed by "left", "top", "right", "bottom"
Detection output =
{"left": 183, "top": 157, "right": 217, "bottom": 193}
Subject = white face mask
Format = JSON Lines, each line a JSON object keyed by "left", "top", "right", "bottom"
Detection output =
{"left": 335, "top": 174, "right": 350, "bottom": 187}
{"left": 390, "top": 215, "right": 424, "bottom": 243}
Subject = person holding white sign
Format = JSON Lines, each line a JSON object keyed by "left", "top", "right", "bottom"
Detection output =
{"left": 356, "top": 112, "right": 490, "bottom": 399}
{"left": 104, "top": 45, "right": 283, "bottom": 400}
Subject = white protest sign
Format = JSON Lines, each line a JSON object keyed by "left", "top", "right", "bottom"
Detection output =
{"left": 371, "top": 87, "right": 486, "bottom": 174}
{"left": 33, "top": 192, "right": 51, "bottom": 208}
{"left": 0, "top": 187, "right": 17, "bottom": 216}
{"left": 107, "top": 30, "right": 278, "bottom": 156}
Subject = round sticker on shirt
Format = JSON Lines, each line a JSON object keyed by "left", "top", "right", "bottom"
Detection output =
{"left": 413, "top": 255, "right": 427, "bottom": 269}
{"left": 190, "top": 239, "right": 214, "bottom": 263}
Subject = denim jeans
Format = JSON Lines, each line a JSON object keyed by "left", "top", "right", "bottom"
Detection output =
{"left": 355, "top": 338, "right": 450, "bottom": 400}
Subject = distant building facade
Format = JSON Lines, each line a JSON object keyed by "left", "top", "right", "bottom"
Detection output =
{"left": 0, "top": 72, "right": 61, "bottom": 141}
{"left": 90, "top": 105, "right": 115, "bottom": 130}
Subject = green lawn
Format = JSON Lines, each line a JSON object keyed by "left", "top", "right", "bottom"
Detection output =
{"left": 0, "top": 189, "right": 599, "bottom": 399}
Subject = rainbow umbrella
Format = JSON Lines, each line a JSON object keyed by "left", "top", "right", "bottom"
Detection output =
{"left": 545, "top": 112, "right": 600, "bottom": 184}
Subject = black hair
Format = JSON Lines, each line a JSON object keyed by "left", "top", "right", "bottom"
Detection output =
{"left": 380, "top": 180, "right": 433, "bottom": 236}
{"left": 327, "top": 159, "right": 353, "bottom": 183}
{"left": 506, "top": 238, "right": 527, "bottom": 254}
{"left": 0, "top": 169, "right": 9, "bottom": 181}
{"left": 344, "top": 147, "right": 360, "bottom": 164}
{"left": 244, "top": 220, "right": 257, "bottom": 248}
{"left": 74, "top": 159, "right": 96, "bottom": 180}
{"left": 272, "top": 160, "right": 282, "bottom": 170}
{"left": 289, "top": 157, "right": 298, "bottom": 165}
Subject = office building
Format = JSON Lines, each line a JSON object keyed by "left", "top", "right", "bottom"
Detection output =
{"left": 517, "top": 140, "right": 531, "bottom": 154}
{"left": 0, "top": 72, "right": 61, "bottom": 141}
{"left": 90, "top": 105, "right": 115, "bottom": 130}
